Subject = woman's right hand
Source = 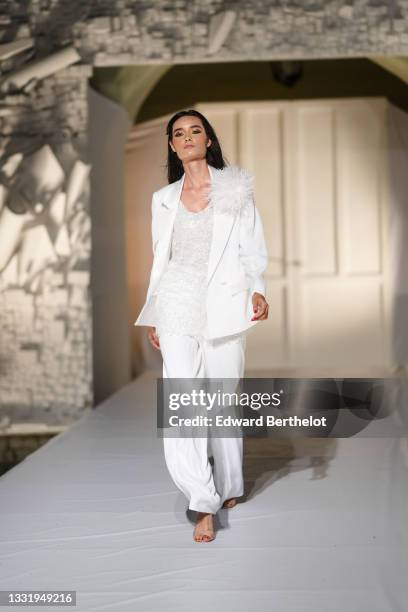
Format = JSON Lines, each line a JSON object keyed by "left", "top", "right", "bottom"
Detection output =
{"left": 147, "top": 326, "right": 160, "bottom": 350}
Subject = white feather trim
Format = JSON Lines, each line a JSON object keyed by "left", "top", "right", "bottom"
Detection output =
{"left": 207, "top": 165, "right": 254, "bottom": 217}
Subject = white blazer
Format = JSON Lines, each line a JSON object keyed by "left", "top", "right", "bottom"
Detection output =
{"left": 134, "top": 163, "right": 268, "bottom": 339}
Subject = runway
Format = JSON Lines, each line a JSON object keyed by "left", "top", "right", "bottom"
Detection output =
{"left": 0, "top": 369, "right": 407, "bottom": 611}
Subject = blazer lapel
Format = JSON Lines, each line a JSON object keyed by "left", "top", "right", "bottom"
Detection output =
{"left": 157, "top": 164, "right": 237, "bottom": 287}
{"left": 156, "top": 172, "right": 186, "bottom": 265}
{"left": 206, "top": 165, "right": 236, "bottom": 285}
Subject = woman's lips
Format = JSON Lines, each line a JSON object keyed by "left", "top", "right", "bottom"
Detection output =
{"left": 184, "top": 144, "right": 194, "bottom": 148}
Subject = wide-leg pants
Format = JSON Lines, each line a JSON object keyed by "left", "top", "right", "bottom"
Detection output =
{"left": 160, "top": 331, "right": 247, "bottom": 514}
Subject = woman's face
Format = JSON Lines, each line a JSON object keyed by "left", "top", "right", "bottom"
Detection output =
{"left": 169, "top": 116, "right": 211, "bottom": 163}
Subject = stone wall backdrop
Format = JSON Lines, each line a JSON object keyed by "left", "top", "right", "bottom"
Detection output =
{"left": 1, "top": 0, "right": 408, "bottom": 435}
{"left": 0, "top": 64, "right": 93, "bottom": 427}
{"left": 2, "top": 2, "right": 408, "bottom": 66}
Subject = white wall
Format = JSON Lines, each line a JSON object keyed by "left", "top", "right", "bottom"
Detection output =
{"left": 197, "top": 99, "right": 395, "bottom": 374}
{"left": 125, "top": 115, "right": 171, "bottom": 374}
{"left": 88, "top": 86, "right": 132, "bottom": 402}
{"left": 387, "top": 102, "right": 408, "bottom": 365}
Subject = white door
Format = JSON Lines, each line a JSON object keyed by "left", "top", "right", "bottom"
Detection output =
{"left": 196, "top": 98, "right": 392, "bottom": 373}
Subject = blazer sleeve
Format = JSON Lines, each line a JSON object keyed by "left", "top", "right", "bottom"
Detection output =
{"left": 151, "top": 191, "right": 160, "bottom": 256}
{"left": 239, "top": 195, "right": 268, "bottom": 298}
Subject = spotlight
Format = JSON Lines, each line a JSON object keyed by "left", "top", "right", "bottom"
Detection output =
{"left": 270, "top": 61, "right": 303, "bottom": 87}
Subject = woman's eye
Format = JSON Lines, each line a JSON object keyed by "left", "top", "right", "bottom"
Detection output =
{"left": 174, "top": 130, "right": 201, "bottom": 136}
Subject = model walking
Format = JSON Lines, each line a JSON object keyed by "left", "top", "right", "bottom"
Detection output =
{"left": 134, "top": 109, "right": 269, "bottom": 543}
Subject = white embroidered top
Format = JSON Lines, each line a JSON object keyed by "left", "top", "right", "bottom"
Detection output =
{"left": 154, "top": 198, "right": 214, "bottom": 338}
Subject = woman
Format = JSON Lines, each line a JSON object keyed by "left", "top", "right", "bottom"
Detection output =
{"left": 134, "top": 109, "right": 269, "bottom": 543}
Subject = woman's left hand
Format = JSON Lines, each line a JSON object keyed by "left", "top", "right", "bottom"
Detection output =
{"left": 251, "top": 292, "right": 269, "bottom": 321}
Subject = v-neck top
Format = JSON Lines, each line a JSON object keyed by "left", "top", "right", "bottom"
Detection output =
{"left": 154, "top": 198, "right": 214, "bottom": 338}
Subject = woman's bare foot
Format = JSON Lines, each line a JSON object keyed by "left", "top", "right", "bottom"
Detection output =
{"left": 193, "top": 512, "right": 215, "bottom": 542}
{"left": 222, "top": 497, "right": 237, "bottom": 509}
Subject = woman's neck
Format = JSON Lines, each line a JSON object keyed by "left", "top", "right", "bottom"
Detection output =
{"left": 182, "top": 160, "right": 210, "bottom": 190}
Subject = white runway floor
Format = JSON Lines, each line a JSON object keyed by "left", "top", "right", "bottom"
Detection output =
{"left": 0, "top": 370, "right": 407, "bottom": 612}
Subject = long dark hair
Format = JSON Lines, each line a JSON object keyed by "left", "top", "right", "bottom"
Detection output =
{"left": 165, "top": 109, "right": 228, "bottom": 183}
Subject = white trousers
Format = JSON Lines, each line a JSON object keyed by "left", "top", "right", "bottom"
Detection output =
{"left": 160, "top": 332, "right": 247, "bottom": 514}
